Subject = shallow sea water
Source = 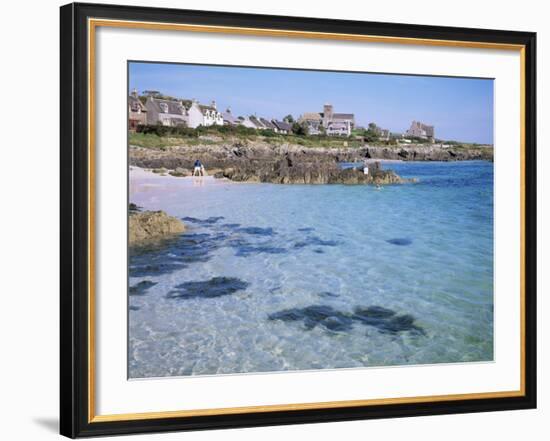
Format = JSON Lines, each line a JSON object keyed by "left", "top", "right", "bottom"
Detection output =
{"left": 128, "top": 161, "right": 494, "bottom": 378}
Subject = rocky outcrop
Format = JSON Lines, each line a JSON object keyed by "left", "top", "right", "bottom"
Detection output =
{"left": 129, "top": 141, "right": 493, "bottom": 172}
{"left": 363, "top": 145, "right": 493, "bottom": 162}
{"left": 129, "top": 210, "right": 186, "bottom": 245}
{"left": 130, "top": 140, "right": 492, "bottom": 186}
{"left": 215, "top": 157, "right": 414, "bottom": 185}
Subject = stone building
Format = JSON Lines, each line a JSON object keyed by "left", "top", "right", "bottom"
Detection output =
{"left": 144, "top": 96, "right": 188, "bottom": 126}
{"left": 405, "top": 120, "right": 435, "bottom": 142}
{"left": 299, "top": 104, "right": 355, "bottom": 136}
{"left": 128, "top": 89, "right": 147, "bottom": 131}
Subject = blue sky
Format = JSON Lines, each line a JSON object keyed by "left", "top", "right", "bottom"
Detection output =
{"left": 129, "top": 62, "right": 494, "bottom": 144}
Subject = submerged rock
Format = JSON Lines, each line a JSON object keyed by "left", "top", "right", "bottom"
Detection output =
{"left": 129, "top": 280, "right": 157, "bottom": 296}
{"left": 236, "top": 226, "right": 275, "bottom": 236}
{"left": 182, "top": 216, "right": 225, "bottom": 225}
{"left": 234, "top": 244, "right": 287, "bottom": 257}
{"left": 269, "top": 305, "right": 354, "bottom": 332}
{"left": 129, "top": 232, "right": 219, "bottom": 277}
{"left": 293, "top": 236, "right": 338, "bottom": 248}
{"left": 129, "top": 210, "right": 186, "bottom": 245}
{"left": 167, "top": 277, "right": 249, "bottom": 299}
{"left": 269, "top": 304, "right": 426, "bottom": 336}
{"left": 386, "top": 238, "right": 413, "bottom": 246}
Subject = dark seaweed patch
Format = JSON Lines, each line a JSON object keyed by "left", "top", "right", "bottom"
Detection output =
{"left": 236, "top": 226, "right": 275, "bottom": 236}
{"left": 167, "top": 277, "right": 249, "bottom": 299}
{"left": 269, "top": 305, "right": 354, "bottom": 332}
{"left": 129, "top": 262, "right": 187, "bottom": 278}
{"left": 129, "top": 280, "right": 157, "bottom": 296}
{"left": 294, "top": 236, "right": 338, "bottom": 249}
{"left": 222, "top": 223, "right": 241, "bottom": 229}
{"left": 129, "top": 305, "right": 140, "bottom": 311}
{"left": 224, "top": 235, "right": 286, "bottom": 257}
{"left": 234, "top": 245, "right": 287, "bottom": 257}
{"left": 175, "top": 233, "right": 222, "bottom": 263}
{"left": 269, "top": 304, "right": 425, "bottom": 336}
{"left": 354, "top": 306, "right": 395, "bottom": 319}
{"left": 297, "top": 227, "right": 315, "bottom": 233}
{"left": 319, "top": 291, "right": 339, "bottom": 298}
{"left": 353, "top": 306, "right": 424, "bottom": 335}
{"left": 129, "top": 232, "right": 221, "bottom": 277}
{"left": 386, "top": 238, "right": 413, "bottom": 246}
{"left": 182, "top": 216, "right": 225, "bottom": 225}
{"left": 379, "top": 314, "right": 425, "bottom": 335}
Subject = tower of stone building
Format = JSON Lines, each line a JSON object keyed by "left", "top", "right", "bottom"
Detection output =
{"left": 323, "top": 103, "right": 333, "bottom": 127}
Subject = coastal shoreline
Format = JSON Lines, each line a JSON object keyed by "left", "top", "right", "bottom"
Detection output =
{"left": 128, "top": 160, "right": 494, "bottom": 377}
{"left": 129, "top": 141, "right": 493, "bottom": 170}
{"left": 129, "top": 140, "right": 491, "bottom": 185}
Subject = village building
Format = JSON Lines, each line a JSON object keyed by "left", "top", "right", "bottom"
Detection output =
{"left": 271, "top": 120, "right": 292, "bottom": 134}
{"left": 260, "top": 117, "right": 277, "bottom": 131}
{"left": 299, "top": 104, "right": 355, "bottom": 137}
{"left": 221, "top": 107, "right": 239, "bottom": 126}
{"left": 405, "top": 120, "right": 435, "bottom": 142}
{"left": 326, "top": 121, "right": 352, "bottom": 137}
{"left": 128, "top": 89, "right": 147, "bottom": 131}
{"left": 186, "top": 100, "right": 223, "bottom": 128}
{"left": 249, "top": 116, "right": 267, "bottom": 130}
{"left": 238, "top": 117, "right": 257, "bottom": 129}
{"left": 144, "top": 96, "right": 187, "bottom": 126}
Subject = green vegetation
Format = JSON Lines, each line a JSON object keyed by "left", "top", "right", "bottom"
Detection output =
{"left": 130, "top": 124, "right": 492, "bottom": 151}
{"left": 130, "top": 124, "right": 367, "bottom": 149}
{"left": 137, "top": 123, "right": 257, "bottom": 138}
{"left": 129, "top": 132, "right": 217, "bottom": 150}
{"left": 291, "top": 121, "right": 308, "bottom": 136}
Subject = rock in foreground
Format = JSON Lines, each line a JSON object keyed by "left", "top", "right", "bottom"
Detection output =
{"left": 129, "top": 210, "right": 186, "bottom": 245}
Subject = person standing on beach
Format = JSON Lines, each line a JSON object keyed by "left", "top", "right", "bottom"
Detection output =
{"left": 193, "top": 159, "right": 202, "bottom": 176}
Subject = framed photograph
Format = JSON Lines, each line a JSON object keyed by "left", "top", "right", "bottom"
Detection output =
{"left": 60, "top": 2, "right": 537, "bottom": 438}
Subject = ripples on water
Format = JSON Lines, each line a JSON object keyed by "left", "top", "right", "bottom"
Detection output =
{"left": 128, "top": 161, "right": 494, "bottom": 378}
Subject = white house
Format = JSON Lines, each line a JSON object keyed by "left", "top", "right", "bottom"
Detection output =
{"left": 326, "top": 121, "right": 351, "bottom": 137}
{"left": 186, "top": 100, "right": 224, "bottom": 128}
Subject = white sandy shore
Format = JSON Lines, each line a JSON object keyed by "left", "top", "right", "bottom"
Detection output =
{"left": 129, "top": 166, "right": 233, "bottom": 198}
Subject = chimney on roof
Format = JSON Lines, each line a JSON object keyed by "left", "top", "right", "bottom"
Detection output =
{"left": 211, "top": 100, "right": 217, "bottom": 110}
{"left": 178, "top": 100, "right": 186, "bottom": 115}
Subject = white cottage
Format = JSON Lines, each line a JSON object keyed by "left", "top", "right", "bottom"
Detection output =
{"left": 187, "top": 100, "right": 224, "bottom": 128}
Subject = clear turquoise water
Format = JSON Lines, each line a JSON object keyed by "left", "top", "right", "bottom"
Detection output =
{"left": 129, "top": 161, "right": 493, "bottom": 378}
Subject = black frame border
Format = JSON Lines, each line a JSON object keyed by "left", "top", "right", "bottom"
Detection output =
{"left": 60, "top": 2, "right": 537, "bottom": 438}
